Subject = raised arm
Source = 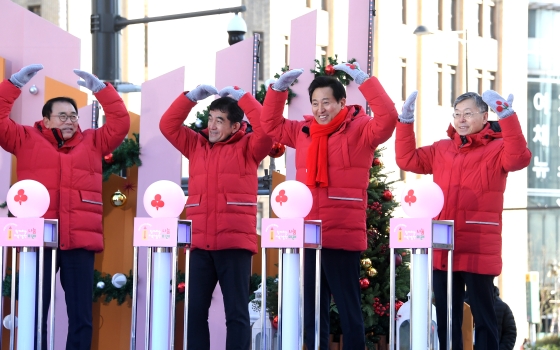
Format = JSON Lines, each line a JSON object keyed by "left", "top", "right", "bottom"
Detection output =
{"left": 0, "top": 64, "right": 44, "bottom": 154}
{"left": 334, "top": 62, "right": 398, "bottom": 148}
{"left": 73, "top": 70, "right": 130, "bottom": 154}
{"left": 219, "top": 86, "right": 273, "bottom": 162}
{"left": 260, "top": 70, "right": 306, "bottom": 148}
{"left": 395, "top": 91, "right": 435, "bottom": 174}
{"left": 482, "top": 90, "right": 531, "bottom": 172}
{"left": 159, "top": 85, "right": 217, "bottom": 158}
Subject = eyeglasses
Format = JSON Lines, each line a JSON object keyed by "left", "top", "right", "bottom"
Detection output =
{"left": 54, "top": 113, "right": 79, "bottom": 123}
{"left": 451, "top": 111, "right": 485, "bottom": 120}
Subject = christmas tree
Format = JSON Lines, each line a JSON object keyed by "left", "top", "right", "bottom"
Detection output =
{"left": 329, "top": 148, "right": 410, "bottom": 348}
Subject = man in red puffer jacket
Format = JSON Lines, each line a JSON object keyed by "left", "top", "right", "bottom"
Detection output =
{"left": 395, "top": 90, "right": 530, "bottom": 350}
{"left": 260, "top": 64, "right": 398, "bottom": 350}
{"left": 0, "top": 64, "right": 130, "bottom": 350}
{"left": 159, "top": 84, "right": 272, "bottom": 349}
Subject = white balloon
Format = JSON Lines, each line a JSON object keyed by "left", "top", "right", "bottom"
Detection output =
{"left": 270, "top": 180, "right": 313, "bottom": 219}
{"left": 6, "top": 180, "right": 50, "bottom": 218}
{"left": 399, "top": 180, "right": 444, "bottom": 218}
{"left": 143, "top": 180, "right": 186, "bottom": 218}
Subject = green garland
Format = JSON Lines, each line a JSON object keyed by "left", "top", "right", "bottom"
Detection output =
{"left": 311, "top": 55, "right": 357, "bottom": 86}
{"left": 102, "top": 133, "right": 142, "bottom": 181}
{"left": 93, "top": 270, "right": 133, "bottom": 305}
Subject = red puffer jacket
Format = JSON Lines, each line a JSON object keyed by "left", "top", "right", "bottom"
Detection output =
{"left": 0, "top": 80, "right": 130, "bottom": 251}
{"left": 395, "top": 116, "right": 531, "bottom": 275}
{"left": 260, "top": 77, "right": 398, "bottom": 251}
{"left": 159, "top": 93, "right": 272, "bottom": 254}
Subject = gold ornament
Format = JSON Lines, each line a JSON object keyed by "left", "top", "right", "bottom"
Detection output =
{"left": 367, "top": 267, "right": 378, "bottom": 277}
{"left": 111, "top": 190, "right": 127, "bottom": 207}
{"left": 361, "top": 258, "right": 372, "bottom": 268}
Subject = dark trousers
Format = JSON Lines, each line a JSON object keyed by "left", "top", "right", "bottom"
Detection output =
{"left": 35, "top": 248, "right": 95, "bottom": 350}
{"left": 187, "top": 249, "right": 252, "bottom": 350}
{"left": 433, "top": 270, "right": 498, "bottom": 350}
{"left": 304, "top": 248, "right": 365, "bottom": 350}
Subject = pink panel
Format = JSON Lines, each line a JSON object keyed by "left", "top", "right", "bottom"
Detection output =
{"left": 286, "top": 11, "right": 318, "bottom": 180}
{"left": 215, "top": 39, "right": 254, "bottom": 92}
{"left": 135, "top": 67, "right": 185, "bottom": 350}
{"left": 78, "top": 104, "right": 93, "bottom": 131}
{"left": 346, "top": 0, "right": 370, "bottom": 107}
{"left": 0, "top": 0, "right": 81, "bottom": 127}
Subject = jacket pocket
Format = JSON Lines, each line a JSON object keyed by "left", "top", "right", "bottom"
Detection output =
{"left": 80, "top": 190, "right": 103, "bottom": 205}
{"left": 465, "top": 211, "right": 499, "bottom": 226}
{"left": 226, "top": 193, "right": 257, "bottom": 206}
{"left": 327, "top": 187, "right": 363, "bottom": 202}
{"left": 185, "top": 194, "right": 201, "bottom": 208}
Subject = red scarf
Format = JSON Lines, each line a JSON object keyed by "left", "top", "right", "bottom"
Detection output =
{"left": 306, "top": 107, "right": 347, "bottom": 188}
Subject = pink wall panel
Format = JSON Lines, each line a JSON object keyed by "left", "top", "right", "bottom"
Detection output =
{"left": 215, "top": 39, "right": 254, "bottom": 92}
{"left": 346, "top": 0, "right": 370, "bottom": 108}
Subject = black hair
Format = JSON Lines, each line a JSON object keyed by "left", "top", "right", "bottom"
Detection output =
{"left": 42, "top": 97, "right": 78, "bottom": 119}
{"left": 308, "top": 76, "right": 346, "bottom": 103}
{"left": 453, "top": 92, "right": 488, "bottom": 113}
{"left": 208, "top": 97, "right": 244, "bottom": 124}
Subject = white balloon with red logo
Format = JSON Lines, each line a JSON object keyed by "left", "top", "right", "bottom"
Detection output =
{"left": 6, "top": 180, "right": 50, "bottom": 218}
{"left": 399, "top": 180, "right": 444, "bottom": 218}
{"left": 143, "top": 180, "right": 186, "bottom": 218}
{"left": 270, "top": 180, "right": 313, "bottom": 219}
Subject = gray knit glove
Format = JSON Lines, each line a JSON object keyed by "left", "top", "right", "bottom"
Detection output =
{"left": 218, "top": 86, "right": 246, "bottom": 101}
{"left": 333, "top": 62, "right": 369, "bottom": 85}
{"left": 482, "top": 90, "right": 515, "bottom": 119}
{"left": 74, "top": 69, "right": 106, "bottom": 93}
{"left": 272, "top": 69, "right": 304, "bottom": 91}
{"left": 185, "top": 84, "right": 218, "bottom": 102}
{"left": 10, "top": 64, "right": 43, "bottom": 88}
{"left": 399, "top": 91, "right": 418, "bottom": 124}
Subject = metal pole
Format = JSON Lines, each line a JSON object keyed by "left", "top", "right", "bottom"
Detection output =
{"left": 252, "top": 33, "right": 260, "bottom": 97}
{"left": 446, "top": 251, "right": 453, "bottom": 350}
{"left": 365, "top": 0, "right": 375, "bottom": 115}
{"left": 299, "top": 249, "right": 304, "bottom": 350}
{"left": 49, "top": 248, "right": 57, "bottom": 350}
{"left": 145, "top": 248, "right": 153, "bottom": 350}
{"left": 409, "top": 249, "right": 414, "bottom": 347}
{"left": 37, "top": 247, "right": 44, "bottom": 350}
{"left": 130, "top": 246, "right": 138, "bottom": 350}
{"left": 91, "top": 100, "right": 99, "bottom": 129}
{"left": 389, "top": 248, "right": 395, "bottom": 349}
{"left": 260, "top": 248, "right": 267, "bottom": 350}
{"left": 277, "top": 249, "right": 283, "bottom": 350}
{"left": 170, "top": 247, "right": 178, "bottom": 350}
{"left": 314, "top": 249, "right": 321, "bottom": 350}
{"left": 427, "top": 248, "right": 433, "bottom": 350}
{"left": 9, "top": 247, "right": 16, "bottom": 350}
{"left": 183, "top": 247, "right": 190, "bottom": 350}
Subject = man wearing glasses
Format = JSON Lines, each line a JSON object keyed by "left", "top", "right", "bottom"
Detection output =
{"left": 395, "top": 90, "right": 531, "bottom": 350}
{"left": 0, "top": 64, "right": 130, "bottom": 350}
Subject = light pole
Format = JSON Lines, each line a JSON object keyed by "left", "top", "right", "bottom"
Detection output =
{"left": 413, "top": 25, "right": 469, "bottom": 93}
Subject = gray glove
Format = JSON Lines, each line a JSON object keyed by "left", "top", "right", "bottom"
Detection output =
{"left": 218, "top": 86, "right": 246, "bottom": 101}
{"left": 333, "top": 62, "right": 369, "bottom": 85}
{"left": 10, "top": 64, "right": 43, "bottom": 88}
{"left": 185, "top": 84, "right": 218, "bottom": 102}
{"left": 481, "top": 90, "right": 515, "bottom": 119}
{"left": 272, "top": 69, "right": 304, "bottom": 92}
{"left": 399, "top": 91, "right": 418, "bottom": 124}
{"left": 74, "top": 69, "right": 106, "bottom": 93}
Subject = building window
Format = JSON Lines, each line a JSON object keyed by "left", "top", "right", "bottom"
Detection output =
{"left": 401, "top": 58, "right": 407, "bottom": 101}
{"left": 256, "top": 202, "right": 263, "bottom": 231}
{"left": 255, "top": 31, "right": 264, "bottom": 81}
{"left": 437, "top": 63, "right": 443, "bottom": 106}
{"left": 528, "top": 9, "right": 537, "bottom": 38}
{"left": 477, "top": 2, "right": 484, "bottom": 37}
{"left": 451, "top": 0, "right": 457, "bottom": 31}
{"left": 489, "top": 4, "right": 496, "bottom": 39}
{"left": 321, "top": 0, "right": 327, "bottom": 11}
{"left": 438, "top": 0, "right": 444, "bottom": 31}
{"left": 402, "top": 0, "right": 407, "bottom": 24}
{"left": 284, "top": 36, "right": 290, "bottom": 67}
{"left": 306, "top": 0, "right": 311, "bottom": 8}
{"left": 28, "top": 5, "right": 41, "bottom": 16}
{"left": 320, "top": 46, "right": 327, "bottom": 65}
{"left": 489, "top": 71, "right": 496, "bottom": 91}
{"left": 449, "top": 65, "right": 457, "bottom": 106}
{"left": 476, "top": 69, "right": 483, "bottom": 94}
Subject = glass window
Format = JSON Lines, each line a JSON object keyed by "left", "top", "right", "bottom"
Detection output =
{"left": 449, "top": 65, "right": 457, "bottom": 106}
{"left": 401, "top": 58, "right": 407, "bottom": 101}
{"left": 437, "top": 63, "right": 443, "bottom": 106}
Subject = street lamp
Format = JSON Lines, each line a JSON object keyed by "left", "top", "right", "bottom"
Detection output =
{"left": 413, "top": 25, "right": 469, "bottom": 92}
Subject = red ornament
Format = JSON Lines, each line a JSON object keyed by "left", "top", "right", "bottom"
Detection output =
{"left": 382, "top": 190, "right": 393, "bottom": 201}
{"left": 104, "top": 153, "right": 114, "bottom": 164}
{"left": 359, "top": 278, "right": 370, "bottom": 289}
{"left": 178, "top": 282, "right": 185, "bottom": 293}
{"left": 395, "top": 254, "right": 403, "bottom": 267}
{"left": 324, "top": 65, "right": 335, "bottom": 76}
{"left": 268, "top": 142, "right": 286, "bottom": 158}
{"left": 373, "top": 158, "right": 381, "bottom": 166}
{"left": 401, "top": 251, "right": 407, "bottom": 257}
{"left": 272, "top": 315, "right": 278, "bottom": 329}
